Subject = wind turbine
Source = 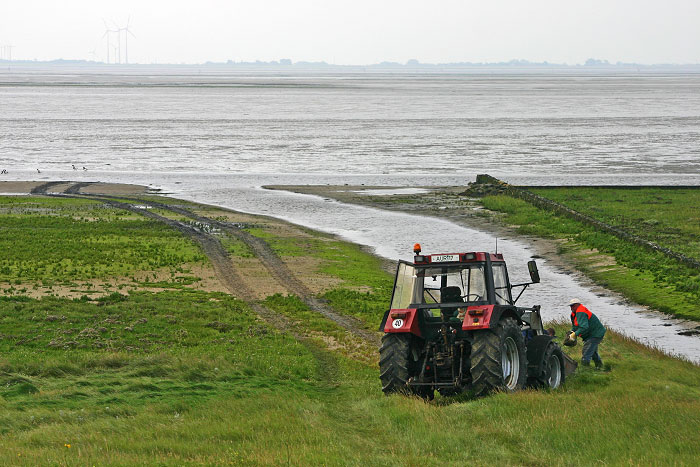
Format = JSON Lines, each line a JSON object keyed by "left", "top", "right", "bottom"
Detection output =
{"left": 1, "top": 45, "right": 14, "bottom": 61}
{"left": 124, "top": 17, "right": 136, "bottom": 64}
{"left": 109, "top": 19, "right": 121, "bottom": 63}
{"left": 102, "top": 19, "right": 117, "bottom": 63}
{"left": 114, "top": 17, "right": 136, "bottom": 64}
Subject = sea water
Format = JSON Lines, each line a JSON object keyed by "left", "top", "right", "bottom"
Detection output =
{"left": 1, "top": 71, "right": 699, "bottom": 178}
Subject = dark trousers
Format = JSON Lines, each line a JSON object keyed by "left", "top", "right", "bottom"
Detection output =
{"left": 582, "top": 337, "right": 603, "bottom": 365}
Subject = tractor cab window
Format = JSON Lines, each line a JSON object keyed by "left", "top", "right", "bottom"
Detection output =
{"left": 418, "top": 265, "right": 487, "bottom": 305}
{"left": 390, "top": 263, "right": 419, "bottom": 310}
{"left": 492, "top": 263, "right": 512, "bottom": 305}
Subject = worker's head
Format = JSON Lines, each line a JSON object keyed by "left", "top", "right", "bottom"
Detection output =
{"left": 569, "top": 298, "right": 581, "bottom": 309}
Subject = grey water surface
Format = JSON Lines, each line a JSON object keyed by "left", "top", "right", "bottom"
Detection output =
{"left": 1, "top": 72, "right": 700, "bottom": 177}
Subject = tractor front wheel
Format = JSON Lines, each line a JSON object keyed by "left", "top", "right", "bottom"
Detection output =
{"left": 379, "top": 333, "right": 432, "bottom": 399}
{"left": 528, "top": 342, "right": 566, "bottom": 389}
{"left": 470, "top": 317, "right": 527, "bottom": 397}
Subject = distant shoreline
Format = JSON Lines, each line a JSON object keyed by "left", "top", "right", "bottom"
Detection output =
{"left": 3, "top": 61, "right": 700, "bottom": 75}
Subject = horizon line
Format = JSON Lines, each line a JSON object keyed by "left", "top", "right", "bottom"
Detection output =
{"left": 2, "top": 57, "right": 700, "bottom": 68}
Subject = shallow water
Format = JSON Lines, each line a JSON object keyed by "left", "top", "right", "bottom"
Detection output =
{"left": 1, "top": 72, "right": 700, "bottom": 177}
{"left": 352, "top": 188, "right": 431, "bottom": 196}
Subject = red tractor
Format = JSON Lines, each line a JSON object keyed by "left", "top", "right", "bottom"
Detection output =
{"left": 379, "top": 244, "right": 574, "bottom": 399}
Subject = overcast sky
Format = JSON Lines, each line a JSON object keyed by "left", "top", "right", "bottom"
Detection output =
{"left": 1, "top": 0, "right": 699, "bottom": 65}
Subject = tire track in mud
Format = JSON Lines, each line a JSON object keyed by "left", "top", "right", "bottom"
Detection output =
{"left": 58, "top": 183, "right": 380, "bottom": 346}
{"left": 114, "top": 200, "right": 341, "bottom": 384}
{"left": 30, "top": 181, "right": 69, "bottom": 194}
{"left": 37, "top": 184, "right": 341, "bottom": 383}
{"left": 64, "top": 182, "right": 96, "bottom": 194}
{"left": 169, "top": 203, "right": 380, "bottom": 345}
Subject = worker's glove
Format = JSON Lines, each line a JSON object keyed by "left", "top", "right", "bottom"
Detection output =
{"left": 563, "top": 331, "right": 577, "bottom": 347}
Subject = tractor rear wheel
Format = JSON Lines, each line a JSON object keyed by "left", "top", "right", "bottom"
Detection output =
{"left": 470, "top": 317, "right": 527, "bottom": 397}
{"left": 379, "top": 333, "right": 432, "bottom": 399}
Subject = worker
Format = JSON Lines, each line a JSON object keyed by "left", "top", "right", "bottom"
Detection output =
{"left": 568, "top": 298, "right": 606, "bottom": 368}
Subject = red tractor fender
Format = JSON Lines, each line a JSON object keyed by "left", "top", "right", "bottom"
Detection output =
{"left": 461, "top": 305, "right": 521, "bottom": 331}
{"left": 382, "top": 309, "right": 422, "bottom": 337}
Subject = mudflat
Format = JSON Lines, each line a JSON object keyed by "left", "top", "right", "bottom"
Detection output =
{"left": 0, "top": 180, "right": 152, "bottom": 196}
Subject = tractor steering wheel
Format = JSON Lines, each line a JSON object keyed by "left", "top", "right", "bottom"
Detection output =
{"left": 462, "top": 293, "right": 482, "bottom": 302}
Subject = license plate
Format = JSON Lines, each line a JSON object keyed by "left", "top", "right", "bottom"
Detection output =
{"left": 432, "top": 254, "right": 459, "bottom": 263}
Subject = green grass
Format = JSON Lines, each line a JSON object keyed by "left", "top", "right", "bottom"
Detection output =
{"left": 0, "top": 197, "right": 206, "bottom": 284}
{"left": 531, "top": 187, "right": 700, "bottom": 260}
{"left": 246, "top": 225, "right": 394, "bottom": 329}
{"left": 481, "top": 193, "right": 700, "bottom": 320}
{"left": 2, "top": 195, "right": 700, "bottom": 465}
{"left": 244, "top": 225, "right": 390, "bottom": 288}
{"left": 219, "top": 233, "right": 255, "bottom": 258}
{"left": 3, "top": 315, "right": 700, "bottom": 465}
{"left": 0, "top": 291, "right": 324, "bottom": 464}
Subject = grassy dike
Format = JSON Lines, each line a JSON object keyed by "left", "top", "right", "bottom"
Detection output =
{"left": 480, "top": 187, "right": 700, "bottom": 321}
{"left": 1, "top": 194, "right": 700, "bottom": 465}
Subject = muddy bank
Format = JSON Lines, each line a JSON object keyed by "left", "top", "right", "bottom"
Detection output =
{"left": 264, "top": 183, "right": 660, "bottom": 294}
{"left": 0, "top": 180, "right": 153, "bottom": 196}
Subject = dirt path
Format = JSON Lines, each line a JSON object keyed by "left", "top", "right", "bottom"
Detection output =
{"left": 30, "top": 181, "right": 70, "bottom": 194}
{"left": 31, "top": 181, "right": 377, "bottom": 369}
{"left": 47, "top": 183, "right": 380, "bottom": 346}
{"left": 64, "top": 182, "right": 97, "bottom": 194}
{"left": 153, "top": 201, "right": 379, "bottom": 344}
{"left": 37, "top": 185, "right": 343, "bottom": 384}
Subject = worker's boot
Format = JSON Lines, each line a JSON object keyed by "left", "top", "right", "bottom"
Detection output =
{"left": 594, "top": 359, "right": 603, "bottom": 369}
{"left": 581, "top": 360, "right": 591, "bottom": 367}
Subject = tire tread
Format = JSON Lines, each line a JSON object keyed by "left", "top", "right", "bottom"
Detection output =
{"left": 470, "top": 317, "right": 527, "bottom": 397}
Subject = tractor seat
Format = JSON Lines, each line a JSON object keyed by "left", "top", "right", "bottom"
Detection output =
{"left": 441, "top": 286, "right": 463, "bottom": 304}
{"left": 440, "top": 286, "right": 463, "bottom": 320}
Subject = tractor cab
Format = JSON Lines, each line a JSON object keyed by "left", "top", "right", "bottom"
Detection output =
{"left": 384, "top": 244, "right": 542, "bottom": 337}
{"left": 390, "top": 251, "right": 514, "bottom": 320}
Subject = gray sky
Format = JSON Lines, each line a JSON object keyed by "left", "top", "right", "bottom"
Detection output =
{"left": 1, "top": 0, "right": 699, "bottom": 65}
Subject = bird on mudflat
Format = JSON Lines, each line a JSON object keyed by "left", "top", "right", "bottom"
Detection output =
{"left": 82, "top": 166, "right": 87, "bottom": 171}
{"left": 37, "top": 169, "right": 41, "bottom": 173}
{"left": 72, "top": 164, "right": 77, "bottom": 170}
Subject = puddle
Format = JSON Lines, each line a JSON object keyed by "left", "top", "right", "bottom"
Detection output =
{"left": 350, "top": 188, "right": 431, "bottom": 196}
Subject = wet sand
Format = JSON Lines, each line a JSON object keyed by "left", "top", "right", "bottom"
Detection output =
{"left": 0, "top": 181, "right": 154, "bottom": 196}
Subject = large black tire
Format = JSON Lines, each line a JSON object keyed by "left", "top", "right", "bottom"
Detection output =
{"left": 470, "top": 317, "right": 527, "bottom": 397}
{"left": 528, "top": 342, "right": 565, "bottom": 389}
{"left": 379, "top": 333, "right": 432, "bottom": 399}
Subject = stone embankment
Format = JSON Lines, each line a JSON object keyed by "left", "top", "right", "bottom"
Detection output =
{"left": 463, "top": 174, "right": 700, "bottom": 271}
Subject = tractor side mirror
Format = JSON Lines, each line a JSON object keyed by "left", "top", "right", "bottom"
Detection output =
{"left": 528, "top": 260, "right": 540, "bottom": 283}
